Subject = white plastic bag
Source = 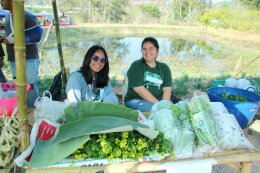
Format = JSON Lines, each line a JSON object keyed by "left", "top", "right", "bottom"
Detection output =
{"left": 34, "top": 91, "right": 69, "bottom": 122}
{"left": 224, "top": 78, "right": 237, "bottom": 88}
{"left": 214, "top": 113, "right": 254, "bottom": 150}
{"left": 173, "top": 120, "right": 195, "bottom": 159}
{"left": 209, "top": 102, "right": 228, "bottom": 116}
{"left": 152, "top": 109, "right": 175, "bottom": 141}
{"left": 151, "top": 100, "right": 172, "bottom": 113}
{"left": 236, "top": 78, "right": 251, "bottom": 90}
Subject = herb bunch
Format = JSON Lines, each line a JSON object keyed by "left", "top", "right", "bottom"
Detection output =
{"left": 73, "top": 131, "right": 172, "bottom": 160}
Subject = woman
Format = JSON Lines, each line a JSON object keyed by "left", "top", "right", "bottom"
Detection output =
{"left": 66, "top": 45, "right": 118, "bottom": 104}
{"left": 125, "top": 37, "right": 178, "bottom": 112}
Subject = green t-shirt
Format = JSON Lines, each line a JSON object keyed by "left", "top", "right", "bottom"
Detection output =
{"left": 124, "top": 59, "right": 172, "bottom": 101}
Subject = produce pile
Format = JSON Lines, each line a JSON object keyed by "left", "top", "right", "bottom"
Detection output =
{"left": 0, "top": 115, "right": 19, "bottom": 167}
{"left": 73, "top": 131, "right": 171, "bottom": 160}
{"left": 150, "top": 92, "right": 253, "bottom": 159}
{"left": 20, "top": 102, "right": 169, "bottom": 168}
{"left": 220, "top": 93, "right": 248, "bottom": 102}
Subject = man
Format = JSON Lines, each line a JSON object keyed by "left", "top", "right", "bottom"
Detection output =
{"left": 0, "top": 0, "right": 43, "bottom": 107}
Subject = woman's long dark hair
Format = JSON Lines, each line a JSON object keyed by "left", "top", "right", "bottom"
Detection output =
{"left": 80, "top": 45, "right": 109, "bottom": 88}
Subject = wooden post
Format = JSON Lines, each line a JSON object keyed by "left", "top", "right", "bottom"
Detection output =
{"left": 240, "top": 162, "right": 252, "bottom": 173}
{"left": 13, "top": 0, "right": 29, "bottom": 172}
{"left": 52, "top": 0, "right": 67, "bottom": 87}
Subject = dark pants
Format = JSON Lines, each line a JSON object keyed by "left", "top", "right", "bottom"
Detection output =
{"left": 0, "top": 68, "right": 7, "bottom": 83}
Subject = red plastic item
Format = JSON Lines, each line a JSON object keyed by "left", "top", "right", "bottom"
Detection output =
{"left": 0, "top": 83, "right": 30, "bottom": 116}
{"left": 25, "top": 120, "right": 57, "bottom": 162}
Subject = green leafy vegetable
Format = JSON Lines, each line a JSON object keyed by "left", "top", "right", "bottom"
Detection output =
{"left": 73, "top": 131, "right": 172, "bottom": 160}
{"left": 29, "top": 116, "right": 158, "bottom": 168}
{"left": 220, "top": 93, "right": 248, "bottom": 102}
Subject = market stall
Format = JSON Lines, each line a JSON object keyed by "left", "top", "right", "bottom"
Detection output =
{"left": 1, "top": 1, "right": 260, "bottom": 173}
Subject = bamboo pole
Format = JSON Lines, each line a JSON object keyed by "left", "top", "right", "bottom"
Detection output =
{"left": 40, "top": 21, "right": 54, "bottom": 59}
{"left": 234, "top": 54, "right": 260, "bottom": 77}
{"left": 13, "top": 0, "right": 29, "bottom": 152}
{"left": 13, "top": 1, "right": 29, "bottom": 173}
{"left": 52, "top": 0, "right": 67, "bottom": 87}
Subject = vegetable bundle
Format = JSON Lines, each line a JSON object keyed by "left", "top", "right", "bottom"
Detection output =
{"left": 73, "top": 131, "right": 172, "bottom": 160}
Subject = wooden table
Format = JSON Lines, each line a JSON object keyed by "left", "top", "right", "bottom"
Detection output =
{"left": 23, "top": 149, "right": 260, "bottom": 173}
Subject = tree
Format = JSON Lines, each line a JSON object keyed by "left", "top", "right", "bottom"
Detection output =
{"left": 239, "top": 0, "right": 260, "bottom": 9}
{"left": 138, "top": 3, "right": 162, "bottom": 19}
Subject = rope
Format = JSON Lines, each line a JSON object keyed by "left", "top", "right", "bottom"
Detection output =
{"left": 0, "top": 107, "right": 19, "bottom": 167}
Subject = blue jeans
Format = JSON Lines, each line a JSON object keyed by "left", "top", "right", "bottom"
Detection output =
{"left": 125, "top": 98, "right": 154, "bottom": 112}
{"left": 125, "top": 96, "right": 181, "bottom": 112}
{"left": 0, "top": 68, "right": 7, "bottom": 82}
{"left": 10, "top": 59, "right": 40, "bottom": 107}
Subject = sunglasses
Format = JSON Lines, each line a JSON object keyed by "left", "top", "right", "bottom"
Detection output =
{"left": 92, "top": 55, "right": 107, "bottom": 64}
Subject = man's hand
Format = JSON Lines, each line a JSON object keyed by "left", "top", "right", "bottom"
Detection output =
{"left": 0, "top": 36, "right": 10, "bottom": 44}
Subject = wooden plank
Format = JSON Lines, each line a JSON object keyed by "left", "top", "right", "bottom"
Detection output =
{"left": 224, "top": 163, "right": 241, "bottom": 172}
{"left": 25, "top": 150, "right": 260, "bottom": 173}
{"left": 240, "top": 162, "right": 252, "bottom": 173}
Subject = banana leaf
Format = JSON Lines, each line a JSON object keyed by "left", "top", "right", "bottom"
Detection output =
{"left": 64, "top": 101, "right": 138, "bottom": 122}
{"left": 29, "top": 135, "right": 90, "bottom": 168}
{"left": 29, "top": 116, "right": 158, "bottom": 168}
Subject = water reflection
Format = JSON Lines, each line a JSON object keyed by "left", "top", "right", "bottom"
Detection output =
{"left": 40, "top": 35, "right": 230, "bottom": 78}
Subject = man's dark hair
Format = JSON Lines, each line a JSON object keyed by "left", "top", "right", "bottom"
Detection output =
{"left": 141, "top": 37, "right": 159, "bottom": 50}
{"left": 80, "top": 45, "right": 109, "bottom": 88}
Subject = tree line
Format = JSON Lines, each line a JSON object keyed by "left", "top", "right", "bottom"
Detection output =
{"left": 26, "top": 0, "right": 259, "bottom": 25}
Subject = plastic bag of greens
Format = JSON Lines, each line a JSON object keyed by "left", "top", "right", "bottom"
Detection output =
{"left": 151, "top": 100, "right": 172, "bottom": 113}
{"left": 214, "top": 113, "right": 253, "bottom": 150}
{"left": 189, "top": 93, "right": 211, "bottom": 114}
{"left": 175, "top": 101, "right": 190, "bottom": 116}
{"left": 152, "top": 109, "right": 177, "bottom": 141}
{"left": 191, "top": 111, "right": 219, "bottom": 151}
{"left": 209, "top": 102, "right": 228, "bottom": 116}
{"left": 173, "top": 120, "right": 195, "bottom": 159}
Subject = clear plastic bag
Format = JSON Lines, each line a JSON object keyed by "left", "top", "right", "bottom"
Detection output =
{"left": 34, "top": 91, "right": 69, "bottom": 122}
{"left": 152, "top": 109, "right": 176, "bottom": 141}
{"left": 214, "top": 113, "right": 254, "bottom": 150}
{"left": 173, "top": 120, "right": 195, "bottom": 159}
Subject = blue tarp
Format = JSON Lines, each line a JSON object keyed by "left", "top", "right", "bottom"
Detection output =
{"left": 34, "top": 11, "right": 53, "bottom": 19}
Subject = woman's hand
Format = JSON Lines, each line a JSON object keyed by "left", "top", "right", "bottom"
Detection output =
{"left": 133, "top": 86, "right": 159, "bottom": 103}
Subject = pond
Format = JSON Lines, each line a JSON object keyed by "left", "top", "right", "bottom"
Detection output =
{"left": 39, "top": 28, "right": 260, "bottom": 80}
